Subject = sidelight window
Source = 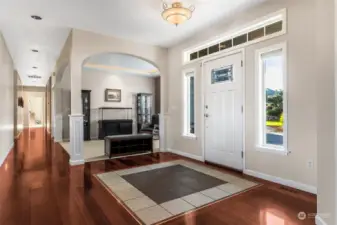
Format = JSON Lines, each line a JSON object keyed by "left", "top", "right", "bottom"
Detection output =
{"left": 256, "top": 43, "right": 287, "bottom": 152}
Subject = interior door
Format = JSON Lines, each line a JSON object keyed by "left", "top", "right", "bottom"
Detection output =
{"left": 204, "top": 52, "right": 243, "bottom": 170}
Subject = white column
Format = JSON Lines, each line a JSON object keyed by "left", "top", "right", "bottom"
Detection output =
{"left": 159, "top": 63, "right": 168, "bottom": 152}
{"left": 69, "top": 114, "right": 84, "bottom": 165}
{"left": 69, "top": 57, "right": 84, "bottom": 165}
{"left": 159, "top": 113, "right": 167, "bottom": 151}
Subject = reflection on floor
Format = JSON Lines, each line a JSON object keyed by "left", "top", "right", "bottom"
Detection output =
{"left": 0, "top": 128, "right": 317, "bottom": 225}
{"left": 60, "top": 139, "right": 160, "bottom": 161}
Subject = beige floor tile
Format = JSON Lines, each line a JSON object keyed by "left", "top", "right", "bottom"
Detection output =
{"left": 161, "top": 198, "right": 195, "bottom": 215}
{"left": 182, "top": 192, "right": 214, "bottom": 207}
{"left": 231, "top": 178, "right": 258, "bottom": 189}
{"left": 108, "top": 181, "right": 135, "bottom": 192}
{"left": 97, "top": 171, "right": 117, "bottom": 179}
{"left": 124, "top": 196, "right": 157, "bottom": 212}
{"left": 201, "top": 187, "right": 231, "bottom": 200}
{"left": 114, "top": 187, "right": 145, "bottom": 201}
{"left": 135, "top": 205, "right": 172, "bottom": 225}
{"left": 116, "top": 166, "right": 152, "bottom": 176}
{"left": 98, "top": 174, "right": 126, "bottom": 186}
{"left": 209, "top": 172, "right": 241, "bottom": 182}
{"left": 217, "top": 183, "right": 245, "bottom": 194}
{"left": 147, "top": 161, "right": 178, "bottom": 170}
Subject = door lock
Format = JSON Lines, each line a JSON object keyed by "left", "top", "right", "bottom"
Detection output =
{"left": 204, "top": 113, "right": 209, "bottom": 118}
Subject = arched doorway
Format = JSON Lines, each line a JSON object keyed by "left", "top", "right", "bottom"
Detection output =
{"left": 80, "top": 52, "right": 161, "bottom": 161}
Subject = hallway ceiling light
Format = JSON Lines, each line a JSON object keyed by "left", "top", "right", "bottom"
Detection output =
{"left": 32, "top": 66, "right": 37, "bottom": 69}
{"left": 31, "top": 15, "right": 42, "bottom": 20}
{"left": 28, "top": 75, "right": 42, "bottom": 79}
{"left": 162, "top": 1, "right": 195, "bottom": 26}
{"left": 31, "top": 49, "right": 39, "bottom": 53}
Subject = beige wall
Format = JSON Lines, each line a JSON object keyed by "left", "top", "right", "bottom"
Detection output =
{"left": 316, "top": 0, "right": 336, "bottom": 224}
{"left": 167, "top": 0, "right": 318, "bottom": 190}
{"left": 0, "top": 33, "right": 14, "bottom": 166}
{"left": 82, "top": 69, "right": 155, "bottom": 109}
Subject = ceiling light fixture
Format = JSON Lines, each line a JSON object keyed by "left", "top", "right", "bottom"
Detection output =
{"left": 162, "top": 1, "right": 195, "bottom": 26}
{"left": 32, "top": 49, "right": 39, "bottom": 53}
{"left": 31, "top": 15, "right": 42, "bottom": 20}
{"left": 33, "top": 66, "right": 37, "bottom": 69}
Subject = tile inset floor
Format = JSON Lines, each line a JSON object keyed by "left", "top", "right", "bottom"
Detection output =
{"left": 96, "top": 160, "right": 259, "bottom": 225}
{"left": 122, "top": 165, "right": 226, "bottom": 204}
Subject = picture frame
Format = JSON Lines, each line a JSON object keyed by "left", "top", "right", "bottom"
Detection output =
{"left": 105, "top": 89, "right": 121, "bottom": 102}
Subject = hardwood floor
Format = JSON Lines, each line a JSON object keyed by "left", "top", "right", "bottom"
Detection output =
{"left": 0, "top": 128, "right": 316, "bottom": 225}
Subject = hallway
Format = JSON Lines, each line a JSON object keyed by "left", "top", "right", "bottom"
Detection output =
{"left": 0, "top": 128, "right": 317, "bottom": 225}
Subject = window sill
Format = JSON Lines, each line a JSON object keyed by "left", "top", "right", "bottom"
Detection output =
{"left": 182, "top": 134, "right": 197, "bottom": 140}
{"left": 255, "top": 146, "right": 289, "bottom": 156}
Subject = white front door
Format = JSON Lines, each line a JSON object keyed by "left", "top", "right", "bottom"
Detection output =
{"left": 204, "top": 52, "right": 243, "bottom": 170}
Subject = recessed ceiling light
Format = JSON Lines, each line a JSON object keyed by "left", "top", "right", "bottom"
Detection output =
{"left": 31, "top": 15, "right": 42, "bottom": 20}
{"left": 31, "top": 49, "right": 39, "bottom": 53}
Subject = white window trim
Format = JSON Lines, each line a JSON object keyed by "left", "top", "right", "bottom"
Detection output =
{"left": 182, "top": 68, "right": 197, "bottom": 139}
{"left": 255, "top": 42, "right": 288, "bottom": 155}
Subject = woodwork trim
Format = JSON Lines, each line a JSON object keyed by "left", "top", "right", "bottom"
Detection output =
{"left": 315, "top": 215, "right": 328, "bottom": 225}
{"left": 244, "top": 169, "right": 317, "bottom": 194}
{"left": 167, "top": 148, "right": 204, "bottom": 162}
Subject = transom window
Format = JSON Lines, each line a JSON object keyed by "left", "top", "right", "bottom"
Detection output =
{"left": 184, "top": 9, "right": 286, "bottom": 63}
{"left": 256, "top": 43, "right": 287, "bottom": 152}
{"left": 183, "top": 70, "right": 195, "bottom": 137}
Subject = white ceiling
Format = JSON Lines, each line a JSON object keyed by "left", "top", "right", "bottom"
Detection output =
{"left": 0, "top": 0, "right": 266, "bottom": 86}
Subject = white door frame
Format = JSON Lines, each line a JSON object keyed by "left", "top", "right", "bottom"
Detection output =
{"left": 200, "top": 48, "right": 246, "bottom": 171}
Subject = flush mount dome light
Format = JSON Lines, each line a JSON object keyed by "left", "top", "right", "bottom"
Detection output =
{"left": 31, "top": 15, "right": 42, "bottom": 20}
{"left": 162, "top": 1, "right": 195, "bottom": 26}
{"left": 31, "top": 49, "right": 39, "bottom": 53}
{"left": 33, "top": 66, "right": 37, "bottom": 69}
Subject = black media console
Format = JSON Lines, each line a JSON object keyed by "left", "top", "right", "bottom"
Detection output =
{"left": 97, "top": 107, "right": 133, "bottom": 140}
{"left": 98, "top": 119, "right": 133, "bottom": 139}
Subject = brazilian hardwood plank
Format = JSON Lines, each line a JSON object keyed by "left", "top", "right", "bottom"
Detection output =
{"left": 0, "top": 128, "right": 316, "bottom": 225}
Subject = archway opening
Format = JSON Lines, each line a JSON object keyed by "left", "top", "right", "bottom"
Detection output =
{"left": 81, "top": 52, "right": 161, "bottom": 161}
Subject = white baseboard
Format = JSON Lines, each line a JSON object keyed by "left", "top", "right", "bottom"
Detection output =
{"left": 244, "top": 169, "right": 317, "bottom": 194}
{"left": 0, "top": 142, "right": 14, "bottom": 167}
{"left": 167, "top": 148, "right": 204, "bottom": 162}
{"left": 69, "top": 159, "right": 85, "bottom": 166}
{"left": 315, "top": 215, "right": 328, "bottom": 225}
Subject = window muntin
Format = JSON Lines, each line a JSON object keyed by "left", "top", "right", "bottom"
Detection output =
{"left": 184, "top": 71, "right": 195, "bottom": 136}
{"left": 257, "top": 44, "right": 287, "bottom": 151}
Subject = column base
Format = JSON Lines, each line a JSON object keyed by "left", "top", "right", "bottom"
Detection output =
{"left": 69, "top": 159, "right": 85, "bottom": 166}
{"left": 69, "top": 114, "right": 84, "bottom": 164}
